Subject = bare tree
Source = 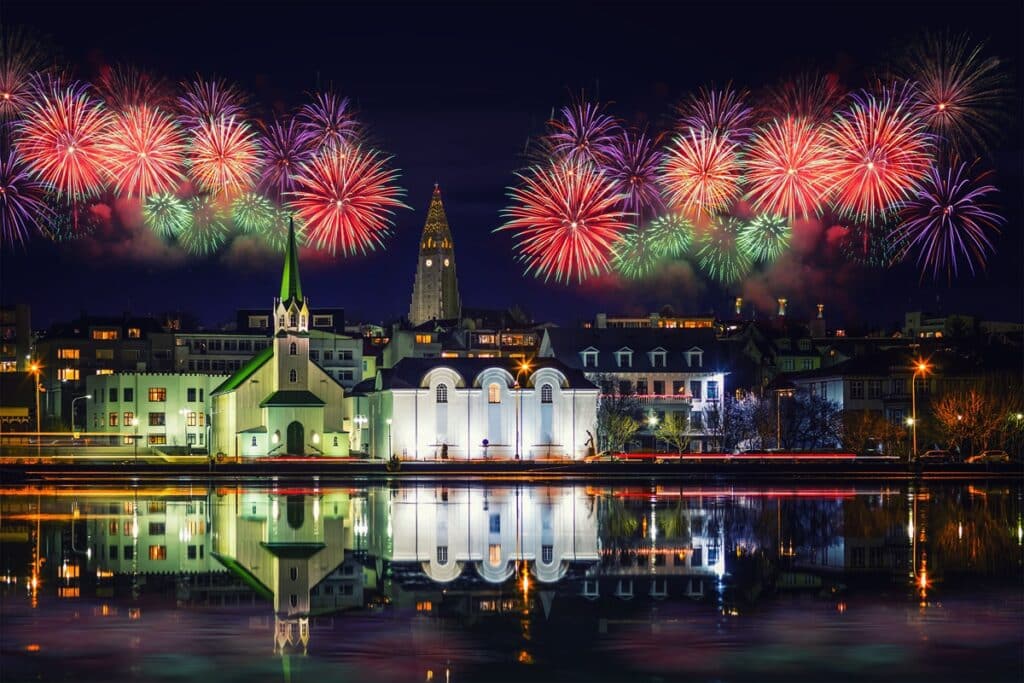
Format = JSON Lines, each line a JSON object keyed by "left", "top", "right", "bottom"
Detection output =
{"left": 656, "top": 411, "right": 690, "bottom": 453}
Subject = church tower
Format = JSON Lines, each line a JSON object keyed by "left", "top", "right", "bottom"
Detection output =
{"left": 273, "top": 219, "right": 311, "bottom": 390}
{"left": 408, "top": 185, "right": 461, "bottom": 326}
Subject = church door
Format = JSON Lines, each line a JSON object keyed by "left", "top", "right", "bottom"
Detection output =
{"left": 287, "top": 421, "right": 304, "bottom": 455}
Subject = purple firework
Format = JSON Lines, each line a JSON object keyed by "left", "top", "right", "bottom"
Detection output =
{"left": 894, "top": 160, "right": 1003, "bottom": 279}
{"left": 0, "top": 149, "right": 50, "bottom": 245}
{"left": 602, "top": 128, "right": 664, "bottom": 218}
{"left": 297, "top": 90, "right": 360, "bottom": 152}
{"left": 177, "top": 75, "right": 247, "bottom": 128}
{"left": 676, "top": 83, "right": 754, "bottom": 142}
{"left": 546, "top": 100, "right": 620, "bottom": 166}
{"left": 259, "top": 118, "right": 314, "bottom": 202}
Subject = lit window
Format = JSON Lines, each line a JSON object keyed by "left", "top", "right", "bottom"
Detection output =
{"left": 488, "top": 383, "right": 501, "bottom": 404}
{"left": 415, "top": 334, "right": 432, "bottom": 344}
{"left": 489, "top": 543, "right": 501, "bottom": 566}
{"left": 541, "top": 384, "right": 553, "bottom": 404}
{"left": 108, "top": 412, "right": 118, "bottom": 427}
{"left": 57, "top": 348, "right": 80, "bottom": 360}
{"left": 185, "top": 411, "right": 197, "bottom": 427}
{"left": 92, "top": 329, "right": 118, "bottom": 340}
{"left": 127, "top": 327, "right": 141, "bottom": 339}
{"left": 289, "top": 369, "right": 298, "bottom": 383}
{"left": 148, "top": 545, "right": 167, "bottom": 560}
{"left": 436, "top": 383, "right": 448, "bottom": 403}
{"left": 148, "top": 388, "right": 167, "bottom": 402}
{"left": 58, "top": 368, "right": 80, "bottom": 381}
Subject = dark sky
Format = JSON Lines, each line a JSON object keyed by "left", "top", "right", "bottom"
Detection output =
{"left": 2, "top": 0, "right": 1022, "bottom": 331}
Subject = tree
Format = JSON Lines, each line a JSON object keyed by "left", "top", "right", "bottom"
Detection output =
{"left": 595, "top": 374, "right": 643, "bottom": 452}
{"left": 933, "top": 376, "right": 1024, "bottom": 456}
{"left": 843, "top": 410, "right": 908, "bottom": 457}
{"left": 783, "top": 392, "right": 843, "bottom": 449}
{"left": 656, "top": 411, "right": 690, "bottom": 453}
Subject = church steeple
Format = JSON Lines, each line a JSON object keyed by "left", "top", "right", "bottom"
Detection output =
{"left": 279, "top": 217, "right": 304, "bottom": 307}
{"left": 409, "top": 185, "right": 461, "bottom": 326}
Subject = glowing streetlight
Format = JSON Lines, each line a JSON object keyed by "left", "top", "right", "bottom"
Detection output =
{"left": 514, "top": 361, "right": 532, "bottom": 460}
{"left": 910, "top": 359, "right": 931, "bottom": 460}
{"left": 70, "top": 394, "right": 92, "bottom": 435}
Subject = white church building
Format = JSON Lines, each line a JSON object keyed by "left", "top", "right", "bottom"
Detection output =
{"left": 368, "top": 357, "right": 598, "bottom": 460}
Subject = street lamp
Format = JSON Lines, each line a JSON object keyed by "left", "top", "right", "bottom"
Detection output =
{"left": 179, "top": 408, "right": 191, "bottom": 454}
{"left": 910, "top": 359, "right": 931, "bottom": 461}
{"left": 648, "top": 413, "right": 659, "bottom": 451}
{"left": 774, "top": 388, "right": 794, "bottom": 449}
{"left": 385, "top": 418, "right": 393, "bottom": 458}
{"left": 29, "top": 362, "right": 41, "bottom": 457}
{"left": 131, "top": 417, "right": 140, "bottom": 463}
{"left": 514, "top": 361, "right": 532, "bottom": 460}
{"left": 70, "top": 394, "right": 92, "bottom": 435}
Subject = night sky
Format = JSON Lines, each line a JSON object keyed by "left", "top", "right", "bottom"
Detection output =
{"left": 2, "top": 0, "right": 1021, "bottom": 330}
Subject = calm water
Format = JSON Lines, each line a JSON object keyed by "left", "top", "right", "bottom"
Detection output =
{"left": 1, "top": 479, "right": 1021, "bottom": 682}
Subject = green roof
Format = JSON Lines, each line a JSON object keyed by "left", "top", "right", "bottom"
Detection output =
{"left": 211, "top": 552, "right": 273, "bottom": 601}
{"left": 212, "top": 346, "right": 274, "bottom": 395}
{"left": 279, "top": 217, "right": 303, "bottom": 305}
{"left": 259, "top": 390, "right": 326, "bottom": 407}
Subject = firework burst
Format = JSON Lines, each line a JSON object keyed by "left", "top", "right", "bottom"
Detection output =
{"left": 893, "top": 160, "right": 1002, "bottom": 279}
{"left": 179, "top": 195, "right": 231, "bottom": 255}
{"left": 177, "top": 75, "right": 247, "bottom": 128}
{"left": 646, "top": 213, "right": 694, "bottom": 258}
{"left": 546, "top": 100, "right": 619, "bottom": 166}
{"left": 762, "top": 71, "right": 847, "bottom": 125}
{"left": 676, "top": 83, "right": 754, "bottom": 142}
{"left": 660, "top": 129, "right": 742, "bottom": 216}
{"left": 259, "top": 118, "right": 313, "bottom": 202}
{"left": 896, "top": 32, "right": 1008, "bottom": 155}
{"left": 298, "top": 91, "right": 360, "bottom": 153}
{"left": 143, "top": 192, "right": 189, "bottom": 238}
{"left": 288, "top": 146, "right": 408, "bottom": 256}
{"left": 696, "top": 215, "right": 752, "bottom": 285}
{"left": 187, "top": 115, "right": 262, "bottom": 196}
{"left": 95, "top": 64, "right": 171, "bottom": 111}
{"left": 612, "top": 227, "right": 660, "bottom": 280}
{"left": 745, "top": 116, "right": 838, "bottom": 219}
{"left": 16, "top": 78, "right": 110, "bottom": 199}
{"left": 0, "top": 29, "right": 46, "bottom": 121}
{"left": 738, "top": 214, "right": 791, "bottom": 263}
{"left": 826, "top": 83, "right": 933, "bottom": 222}
{"left": 100, "top": 105, "right": 185, "bottom": 198}
{"left": 261, "top": 210, "right": 307, "bottom": 252}
{"left": 231, "top": 191, "right": 275, "bottom": 233}
{"left": 0, "top": 150, "right": 50, "bottom": 245}
{"left": 603, "top": 129, "right": 663, "bottom": 218}
{"left": 498, "top": 159, "right": 629, "bottom": 283}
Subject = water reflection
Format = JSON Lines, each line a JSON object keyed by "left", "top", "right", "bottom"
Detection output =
{"left": 1, "top": 481, "right": 1021, "bottom": 681}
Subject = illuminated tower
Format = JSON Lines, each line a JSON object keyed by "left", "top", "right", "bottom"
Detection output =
{"left": 408, "top": 185, "right": 461, "bottom": 326}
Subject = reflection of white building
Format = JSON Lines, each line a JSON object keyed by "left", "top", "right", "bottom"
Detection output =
{"left": 368, "top": 358, "right": 598, "bottom": 460}
{"left": 211, "top": 491, "right": 359, "bottom": 653}
{"left": 367, "top": 486, "right": 599, "bottom": 586}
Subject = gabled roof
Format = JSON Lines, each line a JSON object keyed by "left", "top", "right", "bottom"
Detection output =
{"left": 211, "top": 346, "right": 274, "bottom": 395}
{"left": 259, "top": 390, "right": 326, "bottom": 407}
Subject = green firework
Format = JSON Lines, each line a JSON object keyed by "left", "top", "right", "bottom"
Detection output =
{"left": 738, "top": 214, "right": 791, "bottom": 263}
{"left": 696, "top": 215, "right": 752, "bottom": 284}
{"left": 179, "top": 195, "right": 231, "bottom": 255}
{"left": 231, "top": 191, "right": 275, "bottom": 234}
{"left": 261, "top": 210, "right": 307, "bottom": 252}
{"left": 646, "top": 213, "right": 694, "bottom": 258}
{"left": 613, "top": 227, "right": 660, "bottom": 279}
{"left": 143, "top": 193, "right": 190, "bottom": 238}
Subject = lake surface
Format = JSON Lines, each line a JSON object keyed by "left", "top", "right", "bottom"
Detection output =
{"left": 1, "top": 479, "right": 1021, "bottom": 682}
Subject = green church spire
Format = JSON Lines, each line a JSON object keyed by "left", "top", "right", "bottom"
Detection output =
{"left": 279, "top": 217, "right": 303, "bottom": 305}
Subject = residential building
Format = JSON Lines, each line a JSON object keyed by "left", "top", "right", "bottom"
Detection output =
{"left": 408, "top": 184, "right": 461, "bottom": 326}
{"left": 539, "top": 327, "right": 728, "bottom": 452}
{"left": 591, "top": 311, "right": 715, "bottom": 330}
{"left": 0, "top": 304, "right": 31, "bottom": 372}
{"left": 367, "top": 357, "right": 598, "bottom": 460}
{"left": 85, "top": 372, "right": 227, "bottom": 450}
{"left": 168, "top": 331, "right": 271, "bottom": 375}
{"left": 308, "top": 329, "right": 364, "bottom": 390}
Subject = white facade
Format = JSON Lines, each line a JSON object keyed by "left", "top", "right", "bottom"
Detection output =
{"left": 370, "top": 364, "right": 598, "bottom": 460}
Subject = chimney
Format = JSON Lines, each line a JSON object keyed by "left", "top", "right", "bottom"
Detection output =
{"left": 734, "top": 297, "right": 743, "bottom": 316}
{"left": 777, "top": 298, "right": 787, "bottom": 317}
{"left": 817, "top": 303, "right": 824, "bottom": 320}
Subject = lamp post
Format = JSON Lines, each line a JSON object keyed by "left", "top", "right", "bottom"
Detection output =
{"left": 386, "top": 418, "right": 393, "bottom": 459}
{"left": 774, "top": 388, "right": 794, "bottom": 449}
{"left": 179, "top": 408, "right": 190, "bottom": 454}
{"left": 514, "top": 361, "right": 531, "bottom": 460}
{"left": 70, "top": 394, "right": 92, "bottom": 435}
{"left": 648, "top": 413, "right": 659, "bottom": 451}
{"left": 29, "top": 361, "right": 41, "bottom": 458}
{"left": 131, "top": 417, "right": 140, "bottom": 463}
{"left": 910, "top": 360, "right": 931, "bottom": 461}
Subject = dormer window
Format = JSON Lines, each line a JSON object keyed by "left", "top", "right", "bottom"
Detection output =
{"left": 581, "top": 348, "right": 599, "bottom": 368}
{"left": 649, "top": 348, "right": 667, "bottom": 368}
{"left": 685, "top": 348, "right": 703, "bottom": 368}
{"left": 614, "top": 348, "right": 633, "bottom": 368}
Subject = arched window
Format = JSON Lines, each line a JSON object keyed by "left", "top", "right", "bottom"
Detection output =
{"left": 278, "top": 315, "right": 285, "bottom": 328}
{"left": 541, "top": 384, "right": 553, "bottom": 404}
{"left": 251, "top": 436, "right": 257, "bottom": 448}
{"left": 289, "top": 342, "right": 297, "bottom": 356}
{"left": 488, "top": 383, "right": 501, "bottom": 404}
{"left": 289, "top": 369, "right": 298, "bottom": 383}
{"left": 436, "top": 383, "right": 448, "bottom": 403}
{"left": 300, "top": 315, "right": 306, "bottom": 328}
{"left": 289, "top": 313, "right": 297, "bottom": 327}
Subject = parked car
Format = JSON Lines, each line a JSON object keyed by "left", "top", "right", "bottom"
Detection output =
{"left": 966, "top": 450, "right": 1011, "bottom": 465}
{"left": 583, "top": 452, "right": 621, "bottom": 463}
{"left": 918, "top": 450, "right": 952, "bottom": 464}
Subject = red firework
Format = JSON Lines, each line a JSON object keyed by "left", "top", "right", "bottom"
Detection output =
{"left": 288, "top": 146, "right": 408, "bottom": 256}
{"left": 187, "top": 116, "right": 262, "bottom": 196}
{"left": 16, "top": 79, "right": 110, "bottom": 198}
{"left": 826, "top": 84, "right": 933, "bottom": 221}
{"left": 744, "top": 116, "right": 839, "bottom": 219}
{"left": 498, "top": 159, "right": 630, "bottom": 283}
{"left": 101, "top": 105, "right": 185, "bottom": 198}
{"left": 660, "top": 129, "right": 742, "bottom": 216}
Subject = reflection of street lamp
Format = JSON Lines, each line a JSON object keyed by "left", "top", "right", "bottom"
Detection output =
{"left": 386, "top": 418, "right": 393, "bottom": 458}
{"left": 70, "top": 394, "right": 92, "bottom": 434}
{"left": 911, "top": 360, "right": 931, "bottom": 460}
{"left": 514, "top": 361, "right": 532, "bottom": 460}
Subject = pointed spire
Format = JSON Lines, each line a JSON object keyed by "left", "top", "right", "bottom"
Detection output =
{"left": 420, "top": 184, "right": 452, "bottom": 250}
{"left": 279, "top": 217, "right": 303, "bottom": 305}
